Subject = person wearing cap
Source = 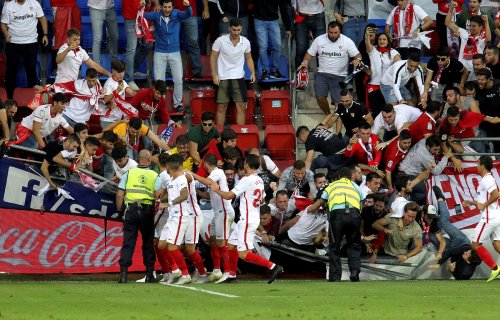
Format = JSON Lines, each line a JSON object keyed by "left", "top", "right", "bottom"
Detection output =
{"left": 427, "top": 186, "right": 482, "bottom": 280}
{"left": 417, "top": 204, "right": 447, "bottom": 262}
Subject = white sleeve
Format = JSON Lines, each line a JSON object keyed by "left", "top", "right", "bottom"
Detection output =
{"left": 60, "top": 116, "right": 70, "bottom": 128}
{"left": 177, "top": 176, "right": 188, "bottom": 190}
{"left": 212, "top": 37, "right": 222, "bottom": 52}
{"left": 347, "top": 39, "right": 360, "bottom": 58}
{"left": 81, "top": 49, "right": 90, "bottom": 62}
{"left": 57, "top": 44, "right": 69, "bottom": 55}
{"left": 264, "top": 155, "right": 279, "bottom": 174}
{"left": 484, "top": 175, "right": 499, "bottom": 194}
{"left": 208, "top": 169, "right": 222, "bottom": 184}
{"left": 35, "top": 1, "right": 45, "bottom": 18}
{"left": 414, "top": 5, "right": 429, "bottom": 21}
{"left": 244, "top": 38, "right": 251, "bottom": 54}
{"left": 32, "top": 107, "right": 45, "bottom": 122}
{"left": 1, "top": 5, "right": 10, "bottom": 24}
{"left": 386, "top": 8, "right": 395, "bottom": 26}
{"left": 306, "top": 37, "right": 320, "bottom": 57}
{"left": 103, "top": 79, "right": 117, "bottom": 96}
{"left": 232, "top": 176, "right": 251, "bottom": 197}
{"left": 371, "top": 115, "right": 382, "bottom": 135}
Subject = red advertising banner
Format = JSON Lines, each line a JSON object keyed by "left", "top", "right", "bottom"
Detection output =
{"left": 426, "top": 160, "right": 500, "bottom": 230}
{"left": 0, "top": 209, "right": 147, "bottom": 274}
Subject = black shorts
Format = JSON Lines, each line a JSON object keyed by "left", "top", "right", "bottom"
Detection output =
{"left": 215, "top": 78, "right": 247, "bottom": 104}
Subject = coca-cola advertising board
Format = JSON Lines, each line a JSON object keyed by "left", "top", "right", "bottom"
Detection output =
{"left": 0, "top": 158, "right": 118, "bottom": 218}
{"left": 0, "top": 209, "right": 146, "bottom": 273}
{"left": 426, "top": 160, "right": 500, "bottom": 230}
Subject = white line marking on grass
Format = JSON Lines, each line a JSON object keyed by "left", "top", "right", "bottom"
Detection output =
{"left": 166, "top": 284, "right": 239, "bottom": 298}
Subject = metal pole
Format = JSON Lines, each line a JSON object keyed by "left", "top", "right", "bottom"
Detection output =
{"left": 452, "top": 137, "right": 500, "bottom": 142}
{"left": 453, "top": 153, "right": 500, "bottom": 156}
{"left": 9, "top": 144, "right": 46, "bottom": 155}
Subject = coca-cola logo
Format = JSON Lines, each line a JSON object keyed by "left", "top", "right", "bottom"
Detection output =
{"left": 0, "top": 221, "right": 123, "bottom": 269}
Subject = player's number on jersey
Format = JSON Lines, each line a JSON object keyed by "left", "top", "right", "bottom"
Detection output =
{"left": 253, "top": 189, "right": 262, "bottom": 207}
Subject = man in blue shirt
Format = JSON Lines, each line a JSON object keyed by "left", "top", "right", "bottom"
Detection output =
{"left": 143, "top": 0, "right": 192, "bottom": 112}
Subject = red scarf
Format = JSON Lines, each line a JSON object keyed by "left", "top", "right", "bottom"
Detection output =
{"left": 393, "top": 3, "right": 414, "bottom": 47}
{"left": 463, "top": 34, "right": 482, "bottom": 60}
{"left": 136, "top": 5, "right": 155, "bottom": 43}
{"left": 377, "top": 47, "right": 390, "bottom": 53}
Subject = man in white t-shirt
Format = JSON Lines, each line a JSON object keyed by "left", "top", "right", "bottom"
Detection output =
{"left": 60, "top": 68, "right": 102, "bottom": 127}
{"left": 99, "top": 60, "right": 137, "bottom": 129}
{"left": 12, "top": 93, "right": 73, "bottom": 149}
{"left": 384, "top": 0, "right": 432, "bottom": 59}
{"left": 191, "top": 153, "right": 235, "bottom": 282}
{"left": 297, "top": 21, "right": 362, "bottom": 115}
{"left": 111, "top": 145, "right": 138, "bottom": 183}
{"left": 210, "top": 17, "right": 255, "bottom": 126}
{"left": 211, "top": 154, "right": 284, "bottom": 284}
{"left": 371, "top": 104, "right": 422, "bottom": 142}
{"left": 445, "top": 11, "right": 490, "bottom": 72}
{"left": 1, "top": 0, "right": 49, "bottom": 98}
{"left": 463, "top": 156, "right": 500, "bottom": 283}
{"left": 54, "top": 28, "right": 112, "bottom": 83}
{"left": 380, "top": 52, "right": 426, "bottom": 107}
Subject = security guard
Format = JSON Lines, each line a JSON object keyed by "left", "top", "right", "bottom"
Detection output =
{"left": 116, "top": 149, "right": 162, "bottom": 283}
{"left": 321, "top": 166, "right": 363, "bottom": 282}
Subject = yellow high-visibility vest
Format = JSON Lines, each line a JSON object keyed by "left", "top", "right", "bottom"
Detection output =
{"left": 325, "top": 178, "right": 361, "bottom": 211}
{"left": 124, "top": 167, "right": 158, "bottom": 205}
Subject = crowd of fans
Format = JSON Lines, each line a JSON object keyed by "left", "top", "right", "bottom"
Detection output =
{"left": 1, "top": 0, "right": 500, "bottom": 282}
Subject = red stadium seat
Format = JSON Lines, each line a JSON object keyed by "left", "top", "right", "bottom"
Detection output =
{"left": 12, "top": 88, "right": 37, "bottom": 122}
{"left": 260, "top": 90, "right": 291, "bottom": 125}
{"left": 157, "top": 123, "right": 189, "bottom": 148}
{"left": 230, "top": 124, "right": 260, "bottom": 151}
{"left": 0, "top": 87, "right": 7, "bottom": 102}
{"left": 190, "top": 89, "right": 217, "bottom": 125}
{"left": 227, "top": 90, "right": 256, "bottom": 124}
{"left": 88, "top": 115, "right": 102, "bottom": 135}
{"left": 185, "top": 55, "right": 212, "bottom": 81}
{"left": 264, "top": 124, "right": 295, "bottom": 160}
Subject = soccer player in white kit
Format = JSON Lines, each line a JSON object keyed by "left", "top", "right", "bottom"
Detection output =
{"left": 183, "top": 170, "right": 208, "bottom": 283}
{"left": 158, "top": 154, "right": 191, "bottom": 284}
{"left": 191, "top": 154, "right": 235, "bottom": 282}
{"left": 463, "top": 155, "right": 500, "bottom": 282}
{"left": 211, "top": 154, "right": 283, "bottom": 284}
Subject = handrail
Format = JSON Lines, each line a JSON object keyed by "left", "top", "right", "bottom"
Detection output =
{"left": 452, "top": 137, "right": 500, "bottom": 142}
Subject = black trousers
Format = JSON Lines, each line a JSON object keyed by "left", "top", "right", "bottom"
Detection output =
{"left": 5, "top": 42, "right": 39, "bottom": 98}
{"left": 328, "top": 208, "right": 361, "bottom": 281}
{"left": 119, "top": 204, "right": 156, "bottom": 268}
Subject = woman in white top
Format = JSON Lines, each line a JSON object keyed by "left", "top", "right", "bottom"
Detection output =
{"left": 365, "top": 28, "right": 401, "bottom": 118}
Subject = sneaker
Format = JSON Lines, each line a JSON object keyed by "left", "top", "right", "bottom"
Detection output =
{"left": 215, "top": 273, "right": 229, "bottom": 284}
{"left": 159, "top": 273, "right": 170, "bottom": 283}
{"left": 207, "top": 270, "right": 223, "bottom": 283}
{"left": 128, "top": 81, "right": 140, "bottom": 91}
{"left": 134, "top": 72, "right": 148, "bottom": 78}
{"left": 270, "top": 70, "right": 284, "bottom": 79}
{"left": 487, "top": 267, "right": 500, "bottom": 283}
{"left": 219, "top": 277, "right": 238, "bottom": 284}
{"left": 174, "top": 105, "right": 185, "bottom": 113}
{"left": 432, "top": 186, "right": 446, "bottom": 202}
{"left": 167, "top": 269, "right": 182, "bottom": 284}
{"left": 175, "top": 275, "right": 192, "bottom": 285}
{"left": 349, "top": 270, "right": 360, "bottom": 282}
{"left": 194, "top": 274, "right": 208, "bottom": 284}
{"left": 261, "top": 70, "right": 269, "bottom": 81}
{"left": 136, "top": 271, "right": 156, "bottom": 283}
{"left": 268, "top": 265, "right": 283, "bottom": 284}
{"left": 191, "top": 270, "right": 200, "bottom": 282}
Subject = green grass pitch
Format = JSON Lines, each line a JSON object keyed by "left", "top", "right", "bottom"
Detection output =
{"left": 1, "top": 279, "right": 499, "bottom": 319}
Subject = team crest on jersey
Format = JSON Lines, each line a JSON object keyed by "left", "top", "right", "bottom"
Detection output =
{"left": 350, "top": 113, "right": 355, "bottom": 117}
{"left": 427, "top": 122, "right": 433, "bottom": 130}
{"left": 387, "top": 160, "right": 393, "bottom": 168}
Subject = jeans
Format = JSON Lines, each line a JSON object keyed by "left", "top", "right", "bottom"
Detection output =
{"left": 89, "top": 7, "right": 118, "bottom": 64}
{"left": 254, "top": 19, "right": 281, "bottom": 73}
{"left": 380, "top": 83, "right": 412, "bottom": 104}
{"left": 409, "top": 174, "right": 426, "bottom": 205}
{"left": 342, "top": 17, "right": 368, "bottom": 48}
{"left": 124, "top": 19, "right": 137, "bottom": 82}
{"left": 181, "top": 16, "right": 202, "bottom": 76}
{"left": 101, "top": 153, "right": 115, "bottom": 179}
{"left": 294, "top": 12, "right": 326, "bottom": 68}
{"left": 219, "top": 16, "right": 248, "bottom": 36}
{"left": 18, "top": 134, "right": 39, "bottom": 149}
{"left": 311, "top": 154, "right": 352, "bottom": 173}
{"left": 62, "top": 114, "right": 79, "bottom": 128}
{"left": 437, "top": 201, "right": 470, "bottom": 252}
{"left": 153, "top": 51, "right": 183, "bottom": 107}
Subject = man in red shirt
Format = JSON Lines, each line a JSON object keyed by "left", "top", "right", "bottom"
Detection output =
{"left": 344, "top": 122, "right": 382, "bottom": 171}
{"left": 130, "top": 80, "right": 171, "bottom": 125}
{"left": 408, "top": 101, "right": 441, "bottom": 145}
{"left": 438, "top": 106, "right": 500, "bottom": 154}
{"left": 382, "top": 129, "right": 412, "bottom": 191}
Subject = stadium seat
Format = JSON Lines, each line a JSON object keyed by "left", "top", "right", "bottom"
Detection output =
{"left": 274, "top": 160, "right": 295, "bottom": 173}
{"left": 0, "top": 87, "right": 7, "bottom": 102}
{"left": 257, "top": 55, "right": 289, "bottom": 83}
{"left": 12, "top": 88, "right": 37, "bottom": 122}
{"left": 264, "top": 124, "right": 296, "bottom": 160}
{"left": 227, "top": 90, "right": 256, "bottom": 124}
{"left": 189, "top": 89, "right": 217, "bottom": 125}
{"left": 81, "top": 54, "right": 111, "bottom": 80}
{"left": 157, "top": 123, "right": 189, "bottom": 148}
{"left": 230, "top": 124, "right": 260, "bottom": 151}
{"left": 185, "top": 55, "right": 212, "bottom": 81}
{"left": 88, "top": 114, "right": 102, "bottom": 135}
{"left": 260, "top": 90, "right": 291, "bottom": 126}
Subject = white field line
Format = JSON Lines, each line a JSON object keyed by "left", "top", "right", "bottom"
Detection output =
{"left": 165, "top": 283, "right": 239, "bottom": 298}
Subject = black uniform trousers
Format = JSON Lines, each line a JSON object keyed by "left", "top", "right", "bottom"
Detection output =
{"left": 119, "top": 203, "right": 156, "bottom": 268}
{"left": 328, "top": 208, "right": 362, "bottom": 281}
